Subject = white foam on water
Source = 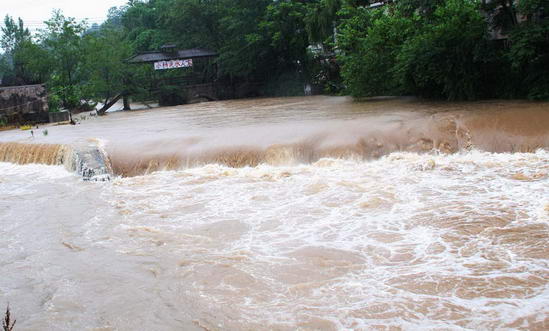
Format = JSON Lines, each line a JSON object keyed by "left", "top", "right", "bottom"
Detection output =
{"left": 1, "top": 151, "right": 548, "bottom": 330}
{"left": 0, "top": 162, "right": 74, "bottom": 180}
{"left": 103, "top": 150, "right": 549, "bottom": 330}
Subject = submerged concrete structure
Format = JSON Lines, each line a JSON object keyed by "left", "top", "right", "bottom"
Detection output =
{"left": 0, "top": 141, "right": 112, "bottom": 181}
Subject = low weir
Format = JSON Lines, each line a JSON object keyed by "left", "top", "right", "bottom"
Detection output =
{"left": 0, "top": 142, "right": 111, "bottom": 181}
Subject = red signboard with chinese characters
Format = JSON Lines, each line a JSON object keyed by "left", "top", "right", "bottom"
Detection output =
{"left": 154, "top": 59, "right": 193, "bottom": 70}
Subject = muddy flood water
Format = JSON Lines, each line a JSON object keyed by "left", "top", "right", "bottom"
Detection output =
{"left": 0, "top": 96, "right": 548, "bottom": 330}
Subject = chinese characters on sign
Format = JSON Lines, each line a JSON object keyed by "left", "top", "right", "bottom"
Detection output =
{"left": 154, "top": 59, "right": 193, "bottom": 70}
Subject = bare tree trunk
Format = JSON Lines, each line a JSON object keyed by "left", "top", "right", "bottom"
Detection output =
{"left": 97, "top": 94, "right": 123, "bottom": 115}
{"left": 123, "top": 95, "right": 131, "bottom": 110}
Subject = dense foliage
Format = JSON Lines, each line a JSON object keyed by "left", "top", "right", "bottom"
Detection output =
{"left": 337, "top": 0, "right": 549, "bottom": 100}
{"left": 0, "top": 0, "right": 548, "bottom": 111}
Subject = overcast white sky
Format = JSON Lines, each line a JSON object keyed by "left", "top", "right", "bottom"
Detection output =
{"left": 1, "top": 0, "right": 128, "bottom": 31}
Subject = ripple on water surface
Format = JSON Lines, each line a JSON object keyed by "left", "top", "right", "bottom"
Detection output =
{"left": 100, "top": 150, "right": 549, "bottom": 330}
{"left": 0, "top": 151, "right": 548, "bottom": 330}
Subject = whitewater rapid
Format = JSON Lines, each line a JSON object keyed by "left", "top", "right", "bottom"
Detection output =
{"left": 1, "top": 96, "right": 548, "bottom": 330}
{"left": 1, "top": 149, "right": 548, "bottom": 330}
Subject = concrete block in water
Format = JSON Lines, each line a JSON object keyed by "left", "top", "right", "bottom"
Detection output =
{"left": 0, "top": 142, "right": 112, "bottom": 181}
{"left": 68, "top": 144, "right": 112, "bottom": 181}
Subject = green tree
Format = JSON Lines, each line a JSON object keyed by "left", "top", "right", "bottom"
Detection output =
{"left": 39, "top": 11, "right": 88, "bottom": 109}
{"left": 12, "top": 40, "right": 53, "bottom": 84}
{"left": 506, "top": 0, "right": 549, "bottom": 99}
{"left": 337, "top": 0, "right": 507, "bottom": 100}
{"left": 82, "top": 27, "right": 133, "bottom": 113}
{"left": 0, "top": 53, "right": 13, "bottom": 85}
{"left": 305, "top": 0, "right": 341, "bottom": 44}
{"left": 0, "top": 15, "right": 36, "bottom": 85}
{"left": 216, "top": 0, "right": 272, "bottom": 80}
{"left": 1, "top": 16, "right": 30, "bottom": 53}
{"left": 122, "top": 0, "right": 169, "bottom": 52}
{"left": 395, "top": 0, "right": 491, "bottom": 100}
{"left": 257, "top": 0, "right": 313, "bottom": 94}
{"left": 337, "top": 5, "right": 416, "bottom": 97}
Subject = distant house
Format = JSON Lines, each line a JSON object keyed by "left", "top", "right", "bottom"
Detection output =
{"left": 125, "top": 46, "right": 262, "bottom": 106}
{"left": 0, "top": 84, "right": 49, "bottom": 124}
{"left": 126, "top": 46, "right": 219, "bottom": 86}
{"left": 126, "top": 46, "right": 222, "bottom": 105}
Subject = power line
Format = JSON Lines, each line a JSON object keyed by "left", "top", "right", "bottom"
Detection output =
{"left": 0, "top": 17, "right": 108, "bottom": 30}
{"left": 0, "top": 98, "right": 46, "bottom": 112}
{"left": 1, "top": 20, "right": 107, "bottom": 26}
{"left": 0, "top": 21, "right": 109, "bottom": 34}
{"left": 6, "top": 18, "right": 107, "bottom": 24}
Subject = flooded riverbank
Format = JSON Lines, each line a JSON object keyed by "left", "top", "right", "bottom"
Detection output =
{"left": 1, "top": 96, "right": 548, "bottom": 330}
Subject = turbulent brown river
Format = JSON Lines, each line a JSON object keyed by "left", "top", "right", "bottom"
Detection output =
{"left": 1, "top": 96, "right": 548, "bottom": 330}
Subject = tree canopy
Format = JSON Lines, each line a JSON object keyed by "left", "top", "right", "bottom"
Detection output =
{"left": 1, "top": 0, "right": 548, "bottom": 109}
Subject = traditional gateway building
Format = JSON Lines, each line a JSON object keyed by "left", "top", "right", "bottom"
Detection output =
{"left": 125, "top": 46, "right": 263, "bottom": 107}
{"left": 126, "top": 46, "right": 221, "bottom": 104}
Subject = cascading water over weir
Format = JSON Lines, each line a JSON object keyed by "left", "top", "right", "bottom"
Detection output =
{"left": 0, "top": 141, "right": 111, "bottom": 181}
{"left": 1, "top": 96, "right": 548, "bottom": 178}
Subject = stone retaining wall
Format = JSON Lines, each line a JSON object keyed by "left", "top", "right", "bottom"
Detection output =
{"left": 0, "top": 84, "right": 49, "bottom": 124}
